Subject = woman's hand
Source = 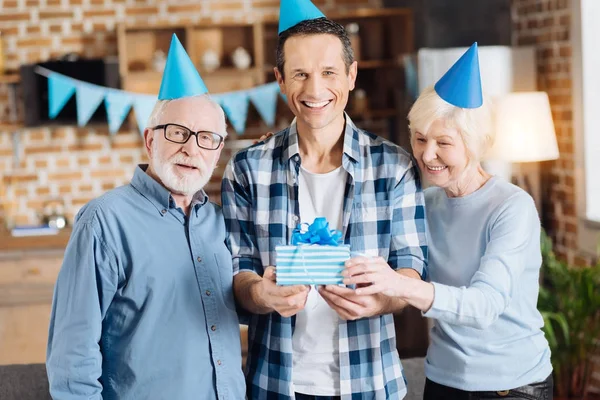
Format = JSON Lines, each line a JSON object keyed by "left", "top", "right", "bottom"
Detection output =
{"left": 342, "top": 256, "right": 435, "bottom": 312}
{"left": 342, "top": 256, "right": 412, "bottom": 297}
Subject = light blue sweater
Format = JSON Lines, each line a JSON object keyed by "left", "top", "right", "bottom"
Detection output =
{"left": 423, "top": 176, "right": 552, "bottom": 391}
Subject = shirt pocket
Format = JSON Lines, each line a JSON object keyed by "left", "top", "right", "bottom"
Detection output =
{"left": 349, "top": 200, "right": 392, "bottom": 258}
{"left": 214, "top": 251, "right": 237, "bottom": 312}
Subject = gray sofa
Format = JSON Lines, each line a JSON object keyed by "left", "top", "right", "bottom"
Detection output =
{"left": 0, "top": 358, "right": 425, "bottom": 399}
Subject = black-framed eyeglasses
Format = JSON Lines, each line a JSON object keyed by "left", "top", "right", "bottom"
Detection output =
{"left": 151, "top": 123, "right": 224, "bottom": 150}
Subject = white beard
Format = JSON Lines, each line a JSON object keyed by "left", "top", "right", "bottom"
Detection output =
{"left": 151, "top": 141, "right": 213, "bottom": 196}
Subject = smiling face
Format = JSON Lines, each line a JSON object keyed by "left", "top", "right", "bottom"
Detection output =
{"left": 411, "top": 119, "right": 472, "bottom": 191}
{"left": 408, "top": 86, "right": 495, "bottom": 196}
{"left": 144, "top": 96, "right": 224, "bottom": 197}
{"left": 274, "top": 33, "right": 357, "bottom": 134}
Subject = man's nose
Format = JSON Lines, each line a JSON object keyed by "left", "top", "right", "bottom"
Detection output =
{"left": 181, "top": 134, "right": 203, "bottom": 156}
{"left": 306, "top": 75, "right": 324, "bottom": 97}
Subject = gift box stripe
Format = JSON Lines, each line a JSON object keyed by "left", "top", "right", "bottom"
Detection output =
{"left": 276, "top": 278, "right": 344, "bottom": 285}
{"left": 277, "top": 272, "right": 343, "bottom": 276}
{"left": 275, "top": 244, "right": 350, "bottom": 285}
{"left": 277, "top": 261, "right": 347, "bottom": 266}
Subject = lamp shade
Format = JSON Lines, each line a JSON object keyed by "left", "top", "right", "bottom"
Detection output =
{"left": 487, "top": 92, "right": 559, "bottom": 162}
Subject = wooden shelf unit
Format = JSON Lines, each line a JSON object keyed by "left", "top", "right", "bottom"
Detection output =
{"left": 117, "top": 7, "right": 414, "bottom": 141}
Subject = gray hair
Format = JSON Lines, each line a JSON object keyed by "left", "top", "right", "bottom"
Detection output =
{"left": 276, "top": 17, "right": 354, "bottom": 79}
{"left": 146, "top": 94, "right": 227, "bottom": 136}
{"left": 408, "top": 86, "right": 495, "bottom": 164}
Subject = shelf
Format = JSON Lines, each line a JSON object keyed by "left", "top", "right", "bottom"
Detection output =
{"left": 0, "top": 228, "right": 72, "bottom": 252}
{"left": 0, "top": 73, "right": 20, "bottom": 84}
{"left": 262, "top": 7, "right": 411, "bottom": 24}
{"left": 350, "top": 108, "right": 399, "bottom": 120}
{"left": 358, "top": 59, "right": 399, "bottom": 69}
{"left": 123, "top": 67, "right": 263, "bottom": 94}
{"left": 0, "top": 122, "right": 24, "bottom": 131}
{"left": 126, "top": 67, "right": 260, "bottom": 79}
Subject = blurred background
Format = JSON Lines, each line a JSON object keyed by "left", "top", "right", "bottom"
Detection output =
{"left": 0, "top": 0, "right": 598, "bottom": 398}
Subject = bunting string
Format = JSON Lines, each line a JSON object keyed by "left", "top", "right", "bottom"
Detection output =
{"left": 35, "top": 67, "right": 282, "bottom": 135}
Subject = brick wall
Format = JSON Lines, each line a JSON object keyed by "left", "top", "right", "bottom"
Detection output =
{"left": 510, "top": 0, "right": 585, "bottom": 263}
{"left": 511, "top": 0, "right": 600, "bottom": 393}
{"left": 0, "top": 0, "right": 379, "bottom": 227}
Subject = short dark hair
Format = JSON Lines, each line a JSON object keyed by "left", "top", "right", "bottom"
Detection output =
{"left": 276, "top": 17, "right": 354, "bottom": 79}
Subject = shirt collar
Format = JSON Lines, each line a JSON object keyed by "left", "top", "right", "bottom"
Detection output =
{"left": 131, "top": 165, "right": 208, "bottom": 216}
{"left": 281, "top": 113, "right": 360, "bottom": 164}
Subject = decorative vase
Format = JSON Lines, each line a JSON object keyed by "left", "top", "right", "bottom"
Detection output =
{"left": 201, "top": 49, "right": 220, "bottom": 72}
{"left": 231, "top": 47, "right": 251, "bottom": 70}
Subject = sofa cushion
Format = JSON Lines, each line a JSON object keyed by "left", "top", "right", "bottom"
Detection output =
{"left": 0, "top": 358, "right": 425, "bottom": 400}
{"left": 0, "top": 363, "right": 51, "bottom": 400}
{"left": 402, "top": 357, "right": 426, "bottom": 400}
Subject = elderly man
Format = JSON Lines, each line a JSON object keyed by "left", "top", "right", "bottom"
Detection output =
{"left": 46, "top": 35, "right": 245, "bottom": 399}
{"left": 221, "top": 1, "right": 428, "bottom": 399}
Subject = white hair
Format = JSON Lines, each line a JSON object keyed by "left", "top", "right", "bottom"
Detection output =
{"left": 408, "top": 86, "right": 494, "bottom": 163}
{"left": 146, "top": 94, "right": 228, "bottom": 136}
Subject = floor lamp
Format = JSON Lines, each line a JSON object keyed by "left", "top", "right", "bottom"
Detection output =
{"left": 483, "top": 92, "right": 560, "bottom": 213}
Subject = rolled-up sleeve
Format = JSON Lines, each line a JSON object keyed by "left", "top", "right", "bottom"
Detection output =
{"left": 389, "top": 161, "right": 428, "bottom": 278}
{"left": 46, "top": 219, "right": 118, "bottom": 400}
{"left": 424, "top": 193, "right": 537, "bottom": 329}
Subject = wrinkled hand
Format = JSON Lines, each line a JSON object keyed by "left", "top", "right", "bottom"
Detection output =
{"left": 318, "top": 283, "right": 391, "bottom": 320}
{"left": 252, "top": 131, "right": 275, "bottom": 145}
{"left": 255, "top": 266, "right": 310, "bottom": 317}
{"left": 342, "top": 256, "right": 412, "bottom": 297}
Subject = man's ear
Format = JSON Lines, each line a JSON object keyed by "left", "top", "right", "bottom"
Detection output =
{"left": 274, "top": 67, "right": 286, "bottom": 96}
{"left": 347, "top": 60, "right": 358, "bottom": 91}
{"left": 144, "top": 128, "right": 154, "bottom": 158}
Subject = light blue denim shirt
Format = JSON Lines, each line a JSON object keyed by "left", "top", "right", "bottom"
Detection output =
{"left": 46, "top": 165, "right": 245, "bottom": 400}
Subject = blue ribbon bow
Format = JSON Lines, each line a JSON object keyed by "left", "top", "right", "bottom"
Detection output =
{"left": 291, "top": 217, "right": 342, "bottom": 246}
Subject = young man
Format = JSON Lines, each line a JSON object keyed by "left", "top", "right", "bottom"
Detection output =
{"left": 46, "top": 35, "right": 245, "bottom": 399}
{"left": 221, "top": 1, "right": 428, "bottom": 399}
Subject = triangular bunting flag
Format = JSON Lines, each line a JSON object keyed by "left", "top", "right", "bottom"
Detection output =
{"left": 133, "top": 95, "right": 158, "bottom": 136}
{"left": 279, "top": 91, "right": 288, "bottom": 103}
{"left": 75, "top": 83, "right": 106, "bottom": 127}
{"left": 248, "top": 82, "right": 279, "bottom": 127}
{"left": 105, "top": 91, "right": 133, "bottom": 135}
{"left": 48, "top": 73, "right": 76, "bottom": 119}
{"left": 219, "top": 92, "right": 250, "bottom": 134}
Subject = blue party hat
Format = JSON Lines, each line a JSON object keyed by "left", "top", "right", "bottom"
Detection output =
{"left": 278, "top": 0, "right": 326, "bottom": 34}
{"left": 434, "top": 42, "right": 483, "bottom": 109}
{"left": 158, "top": 34, "right": 208, "bottom": 100}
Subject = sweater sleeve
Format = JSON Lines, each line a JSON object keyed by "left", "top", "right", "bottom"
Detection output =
{"left": 423, "top": 192, "right": 540, "bottom": 329}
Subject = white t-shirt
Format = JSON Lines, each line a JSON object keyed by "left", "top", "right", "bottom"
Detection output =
{"left": 292, "top": 165, "right": 346, "bottom": 396}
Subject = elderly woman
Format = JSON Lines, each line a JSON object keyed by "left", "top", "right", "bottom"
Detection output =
{"left": 343, "top": 44, "right": 553, "bottom": 399}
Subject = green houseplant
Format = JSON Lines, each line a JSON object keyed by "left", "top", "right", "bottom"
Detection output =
{"left": 538, "top": 230, "right": 600, "bottom": 399}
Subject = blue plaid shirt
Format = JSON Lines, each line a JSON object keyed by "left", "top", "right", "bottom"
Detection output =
{"left": 221, "top": 117, "right": 428, "bottom": 399}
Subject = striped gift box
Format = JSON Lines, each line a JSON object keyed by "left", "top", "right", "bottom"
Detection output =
{"left": 275, "top": 244, "right": 351, "bottom": 285}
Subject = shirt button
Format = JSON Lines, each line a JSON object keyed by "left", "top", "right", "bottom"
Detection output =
{"left": 161, "top": 209, "right": 167, "bottom": 215}
{"left": 292, "top": 215, "right": 299, "bottom": 222}
{"left": 217, "top": 360, "right": 222, "bottom": 366}
{"left": 205, "top": 290, "right": 211, "bottom": 296}
{"left": 211, "top": 325, "right": 216, "bottom": 331}
{"left": 197, "top": 256, "right": 202, "bottom": 263}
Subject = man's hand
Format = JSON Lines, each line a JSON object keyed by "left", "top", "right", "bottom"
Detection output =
{"left": 318, "top": 284, "right": 391, "bottom": 320}
{"left": 252, "top": 131, "right": 275, "bottom": 145}
{"left": 253, "top": 266, "right": 310, "bottom": 317}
